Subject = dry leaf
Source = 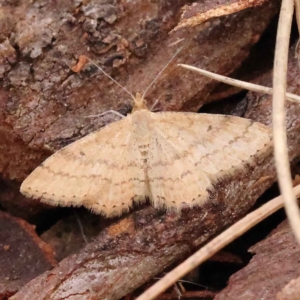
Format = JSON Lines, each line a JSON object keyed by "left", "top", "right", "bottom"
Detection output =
{"left": 71, "top": 55, "right": 88, "bottom": 73}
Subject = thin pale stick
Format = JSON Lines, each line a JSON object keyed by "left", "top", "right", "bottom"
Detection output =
{"left": 74, "top": 211, "right": 88, "bottom": 245}
{"left": 85, "top": 57, "right": 136, "bottom": 101}
{"left": 142, "top": 47, "right": 183, "bottom": 99}
{"left": 150, "top": 98, "right": 160, "bottom": 112}
{"left": 85, "top": 110, "right": 125, "bottom": 119}
{"left": 136, "top": 184, "right": 300, "bottom": 300}
{"left": 295, "top": 0, "right": 300, "bottom": 35}
{"left": 168, "top": 38, "right": 185, "bottom": 47}
{"left": 178, "top": 64, "right": 300, "bottom": 103}
{"left": 295, "top": 0, "right": 300, "bottom": 60}
{"left": 153, "top": 277, "right": 209, "bottom": 289}
{"left": 273, "top": 0, "right": 300, "bottom": 244}
{"left": 155, "top": 278, "right": 210, "bottom": 289}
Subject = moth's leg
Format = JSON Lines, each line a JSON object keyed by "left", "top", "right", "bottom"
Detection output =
{"left": 86, "top": 110, "right": 126, "bottom": 119}
{"left": 150, "top": 98, "right": 160, "bottom": 112}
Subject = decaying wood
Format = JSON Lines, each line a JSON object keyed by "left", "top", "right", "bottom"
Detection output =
{"left": 41, "top": 211, "right": 105, "bottom": 262}
{"left": 0, "top": 212, "right": 56, "bottom": 299}
{"left": 277, "top": 276, "right": 300, "bottom": 300}
{"left": 215, "top": 220, "right": 300, "bottom": 300}
{"left": 245, "top": 44, "right": 300, "bottom": 132}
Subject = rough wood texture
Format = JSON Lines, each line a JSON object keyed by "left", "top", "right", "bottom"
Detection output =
{"left": 41, "top": 211, "right": 105, "bottom": 262}
{"left": 215, "top": 220, "right": 300, "bottom": 300}
{"left": 0, "top": 0, "right": 279, "bottom": 182}
{"left": 245, "top": 46, "right": 300, "bottom": 149}
{"left": 277, "top": 276, "right": 300, "bottom": 300}
{"left": 0, "top": 212, "right": 56, "bottom": 299}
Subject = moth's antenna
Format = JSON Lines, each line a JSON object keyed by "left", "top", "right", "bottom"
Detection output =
{"left": 142, "top": 46, "right": 183, "bottom": 100}
{"left": 85, "top": 57, "right": 136, "bottom": 101}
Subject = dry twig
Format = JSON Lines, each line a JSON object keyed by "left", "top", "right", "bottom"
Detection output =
{"left": 294, "top": 0, "right": 300, "bottom": 35}
{"left": 272, "top": 0, "right": 300, "bottom": 244}
{"left": 178, "top": 64, "right": 300, "bottom": 103}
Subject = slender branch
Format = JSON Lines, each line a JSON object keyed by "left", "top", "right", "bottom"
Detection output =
{"left": 178, "top": 64, "right": 300, "bottom": 103}
{"left": 295, "top": 0, "right": 300, "bottom": 60}
{"left": 294, "top": 0, "right": 300, "bottom": 35}
{"left": 272, "top": 0, "right": 300, "bottom": 243}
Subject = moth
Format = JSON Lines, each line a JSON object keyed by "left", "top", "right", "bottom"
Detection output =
{"left": 20, "top": 91, "right": 272, "bottom": 217}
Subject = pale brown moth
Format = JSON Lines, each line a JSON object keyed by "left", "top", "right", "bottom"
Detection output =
{"left": 20, "top": 57, "right": 272, "bottom": 217}
{"left": 20, "top": 96, "right": 272, "bottom": 217}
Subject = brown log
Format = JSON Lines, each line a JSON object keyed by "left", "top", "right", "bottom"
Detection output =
{"left": 0, "top": 211, "right": 55, "bottom": 299}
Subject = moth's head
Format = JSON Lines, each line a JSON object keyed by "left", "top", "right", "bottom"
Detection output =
{"left": 132, "top": 93, "right": 148, "bottom": 112}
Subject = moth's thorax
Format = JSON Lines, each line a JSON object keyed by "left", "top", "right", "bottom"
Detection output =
{"left": 131, "top": 109, "right": 152, "bottom": 138}
{"left": 131, "top": 91, "right": 152, "bottom": 158}
{"left": 131, "top": 92, "right": 148, "bottom": 112}
{"left": 131, "top": 109, "right": 153, "bottom": 158}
